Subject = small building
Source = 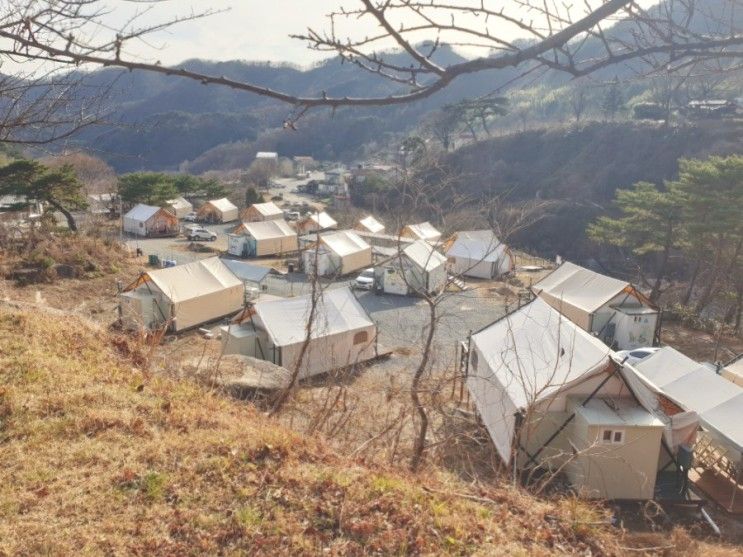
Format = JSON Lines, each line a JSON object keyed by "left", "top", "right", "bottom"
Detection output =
{"left": 123, "top": 204, "right": 179, "bottom": 237}
{"left": 240, "top": 201, "right": 284, "bottom": 222}
{"left": 221, "top": 287, "right": 377, "bottom": 379}
{"left": 303, "top": 230, "right": 372, "bottom": 277}
{"left": 356, "top": 215, "right": 385, "bottom": 234}
{"left": 686, "top": 99, "right": 738, "bottom": 118}
{"left": 87, "top": 193, "right": 118, "bottom": 215}
{"left": 255, "top": 151, "right": 279, "bottom": 161}
{"left": 165, "top": 197, "right": 193, "bottom": 219}
{"left": 296, "top": 211, "right": 338, "bottom": 234}
{"left": 445, "top": 230, "right": 514, "bottom": 279}
{"left": 533, "top": 262, "right": 659, "bottom": 350}
{"left": 220, "top": 258, "right": 281, "bottom": 294}
{"left": 293, "top": 156, "right": 316, "bottom": 175}
{"left": 401, "top": 222, "right": 442, "bottom": 244}
{"left": 227, "top": 219, "right": 298, "bottom": 258}
{"left": 464, "top": 297, "right": 676, "bottom": 501}
{"left": 375, "top": 240, "right": 447, "bottom": 296}
{"left": 121, "top": 257, "right": 244, "bottom": 331}
{"left": 197, "top": 198, "right": 239, "bottom": 223}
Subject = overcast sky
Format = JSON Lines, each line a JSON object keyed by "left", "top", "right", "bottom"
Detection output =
{"left": 110, "top": 1, "right": 533, "bottom": 67}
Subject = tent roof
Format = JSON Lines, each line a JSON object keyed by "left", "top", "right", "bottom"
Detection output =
{"left": 255, "top": 287, "right": 374, "bottom": 347}
{"left": 321, "top": 230, "right": 370, "bottom": 257}
{"left": 446, "top": 230, "right": 506, "bottom": 263}
{"left": 220, "top": 259, "right": 276, "bottom": 283}
{"left": 358, "top": 215, "right": 385, "bottom": 233}
{"left": 405, "top": 222, "right": 441, "bottom": 241}
{"left": 633, "top": 346, "right": 743, "bottom": 454}
{"left": 167, "top": 197, "right": 192, "bottom": 210}
{"left": 250, "top": 201, "right": 283, "bottom": 217}
{"left": 534, "top": 262, "right": 638, "bottom": 313}
{"left": 307, "top": 211, "right": 337, "bottom": 229}
{"left": 206, "top": 198, "right": 238, "bottom": 213}
{"left": 403, "top": 240, "right": 447, "bottom": 272}
{"left": 471, "top": 297, "right": 612, "bottom": 410}
{"left": 125, "top": 204, "right": 160, "bottom": 222}
{"left": 133, "top": 257, "right": 243, "bottom": 303}
{"left": 242, "top": 219, "right": 295, "bottom": 240}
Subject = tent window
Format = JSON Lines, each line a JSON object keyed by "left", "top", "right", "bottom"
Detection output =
{"left": 471, "top": 350, "right": 478, "bottom": 371}
{"left": 353, "top": 331, "right": 369, "bottom": 345}
{"left": 601, "top": 429, "right": 624, "bottom": 445}
{"left": 139, "top": 222, "right": 144, "bottom": 228}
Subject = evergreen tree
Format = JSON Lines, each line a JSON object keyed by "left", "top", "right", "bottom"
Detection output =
{"left": 0, "top": 160, "right": 87, "bottom": 231}
{"left": 601, "top": 78, "right": 624, "bottom": 121}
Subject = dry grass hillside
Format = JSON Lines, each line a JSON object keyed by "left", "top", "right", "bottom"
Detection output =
{"left": 1, "top": 305, "right": 740, "bottom": 556}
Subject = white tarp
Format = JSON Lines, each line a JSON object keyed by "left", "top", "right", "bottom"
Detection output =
{"left": 533, "top": 262, "right": 631, "bottom": 314}
{"left": 467, "top": 297, "right": 612, "bottom": 461}
{"left": 130, "top": 257, "right": 244, "bottom": 331}
{"left": 255, "top": 287, "right": 374, "bottom": 347}
{"left": 618, "top": 362, "right": 699, "bottom": 451}
{"left": 404, "top": 222, "right": 441, "bottom": 243}
{"left": 633, "top": 346, "right": 743, "bottom": 458}
{"left": 358, "top": 215, "right": 385, "bottom": 234}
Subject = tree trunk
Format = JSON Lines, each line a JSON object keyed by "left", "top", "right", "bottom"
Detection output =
{"left": 695, "top": 236, "right": 725, "bottom": 313}
{"left": 410, "top": 299, "right": 436, "bottom": 472}
{"left": 649, "top": 225, "right": 673, "bottom": 301}
{"left": 47, "top": 199, "right": 77, "bottom": 231}
{"left": 683, "top": 257, "right": 702, "bottom": 306}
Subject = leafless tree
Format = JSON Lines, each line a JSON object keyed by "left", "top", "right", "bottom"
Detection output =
{"left": 2, "top": 0, "right": 743, "bottom": 124}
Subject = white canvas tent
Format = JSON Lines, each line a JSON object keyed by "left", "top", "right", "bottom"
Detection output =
{"left": 222, "top": 287, "right": 377, "bottom": 378}
{"left": 467, "top": 297, "right": 614, "bottom": 463}
{"left": 465, "top": 297, "right": 673, "bottom": 500}
{"left": 356, "top": 215, "right": 385, "bottom": 234}
{"left": 303, "top": 230, "right": 372, "bottom": 276}
{"left": 123, "top": 204, "right": 179, "bottom": 237}
{"left": 297, "top": 211, "right": 338, "bottom": 234}
{"left": 533, "top": 262, "right": 659, "bottom": 350}
{"left": 376, "top": 240, "right": 447, "bottom": 296}
{"left": 228, "top": 219, "right": 298, "bottom": 257}
{"left": 446, "top": 230, "right": 514, "bottom": 279}
{"left": 198, "top": 198, "right": 239, "bottom": 223}
{"left": 402, "top": 221, "right": 442, "bottom": 243}
{"left": 165, "top": 197, "right": 193, "bottom": 218}
{"left": 241, "top": 201, "right": 284, "bottom": 222}
{"left": 632, "top": 347, "right": 743, "bottom": 463}
{"left": 121, "top": 257, "right": 244, "bottom": 331}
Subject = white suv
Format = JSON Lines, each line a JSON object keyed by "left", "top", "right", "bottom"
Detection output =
{"left": 354, "top": 268, "right": 375, "bottom": 290}
{"left": 186, "top": 227, "right": 217, "bottom": 242}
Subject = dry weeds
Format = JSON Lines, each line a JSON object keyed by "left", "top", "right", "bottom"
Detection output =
{"left": 0, "top": 305, "right": 639, "bottom": 556}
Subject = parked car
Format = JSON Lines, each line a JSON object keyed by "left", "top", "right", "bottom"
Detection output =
{"left": 615, "top": 347, "right": 661, "bottom": 366}
{"left": 184, "top": 212, "right": 198, "bottom": 222}
{"left": 354, "top": 268, "right": 375, "bottom": 290}
{"left": 186, "top": 227, "right": 217, "bottom": 242}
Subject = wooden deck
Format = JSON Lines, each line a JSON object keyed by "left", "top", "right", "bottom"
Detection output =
{"left": 690, "top": 469, "right": 743, "bottom": 514}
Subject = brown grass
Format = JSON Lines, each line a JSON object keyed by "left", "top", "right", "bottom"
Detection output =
{"left": 0, "top": 305, "right": 640, "bottom": 556}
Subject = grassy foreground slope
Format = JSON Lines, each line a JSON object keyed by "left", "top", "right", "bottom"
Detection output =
{"left": 0, "top": 306, "right": 720, "bottom": 556}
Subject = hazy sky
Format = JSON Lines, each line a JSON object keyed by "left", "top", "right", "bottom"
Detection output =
{"left": 109, "top": 1, "right": 534, "bottom": 66}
